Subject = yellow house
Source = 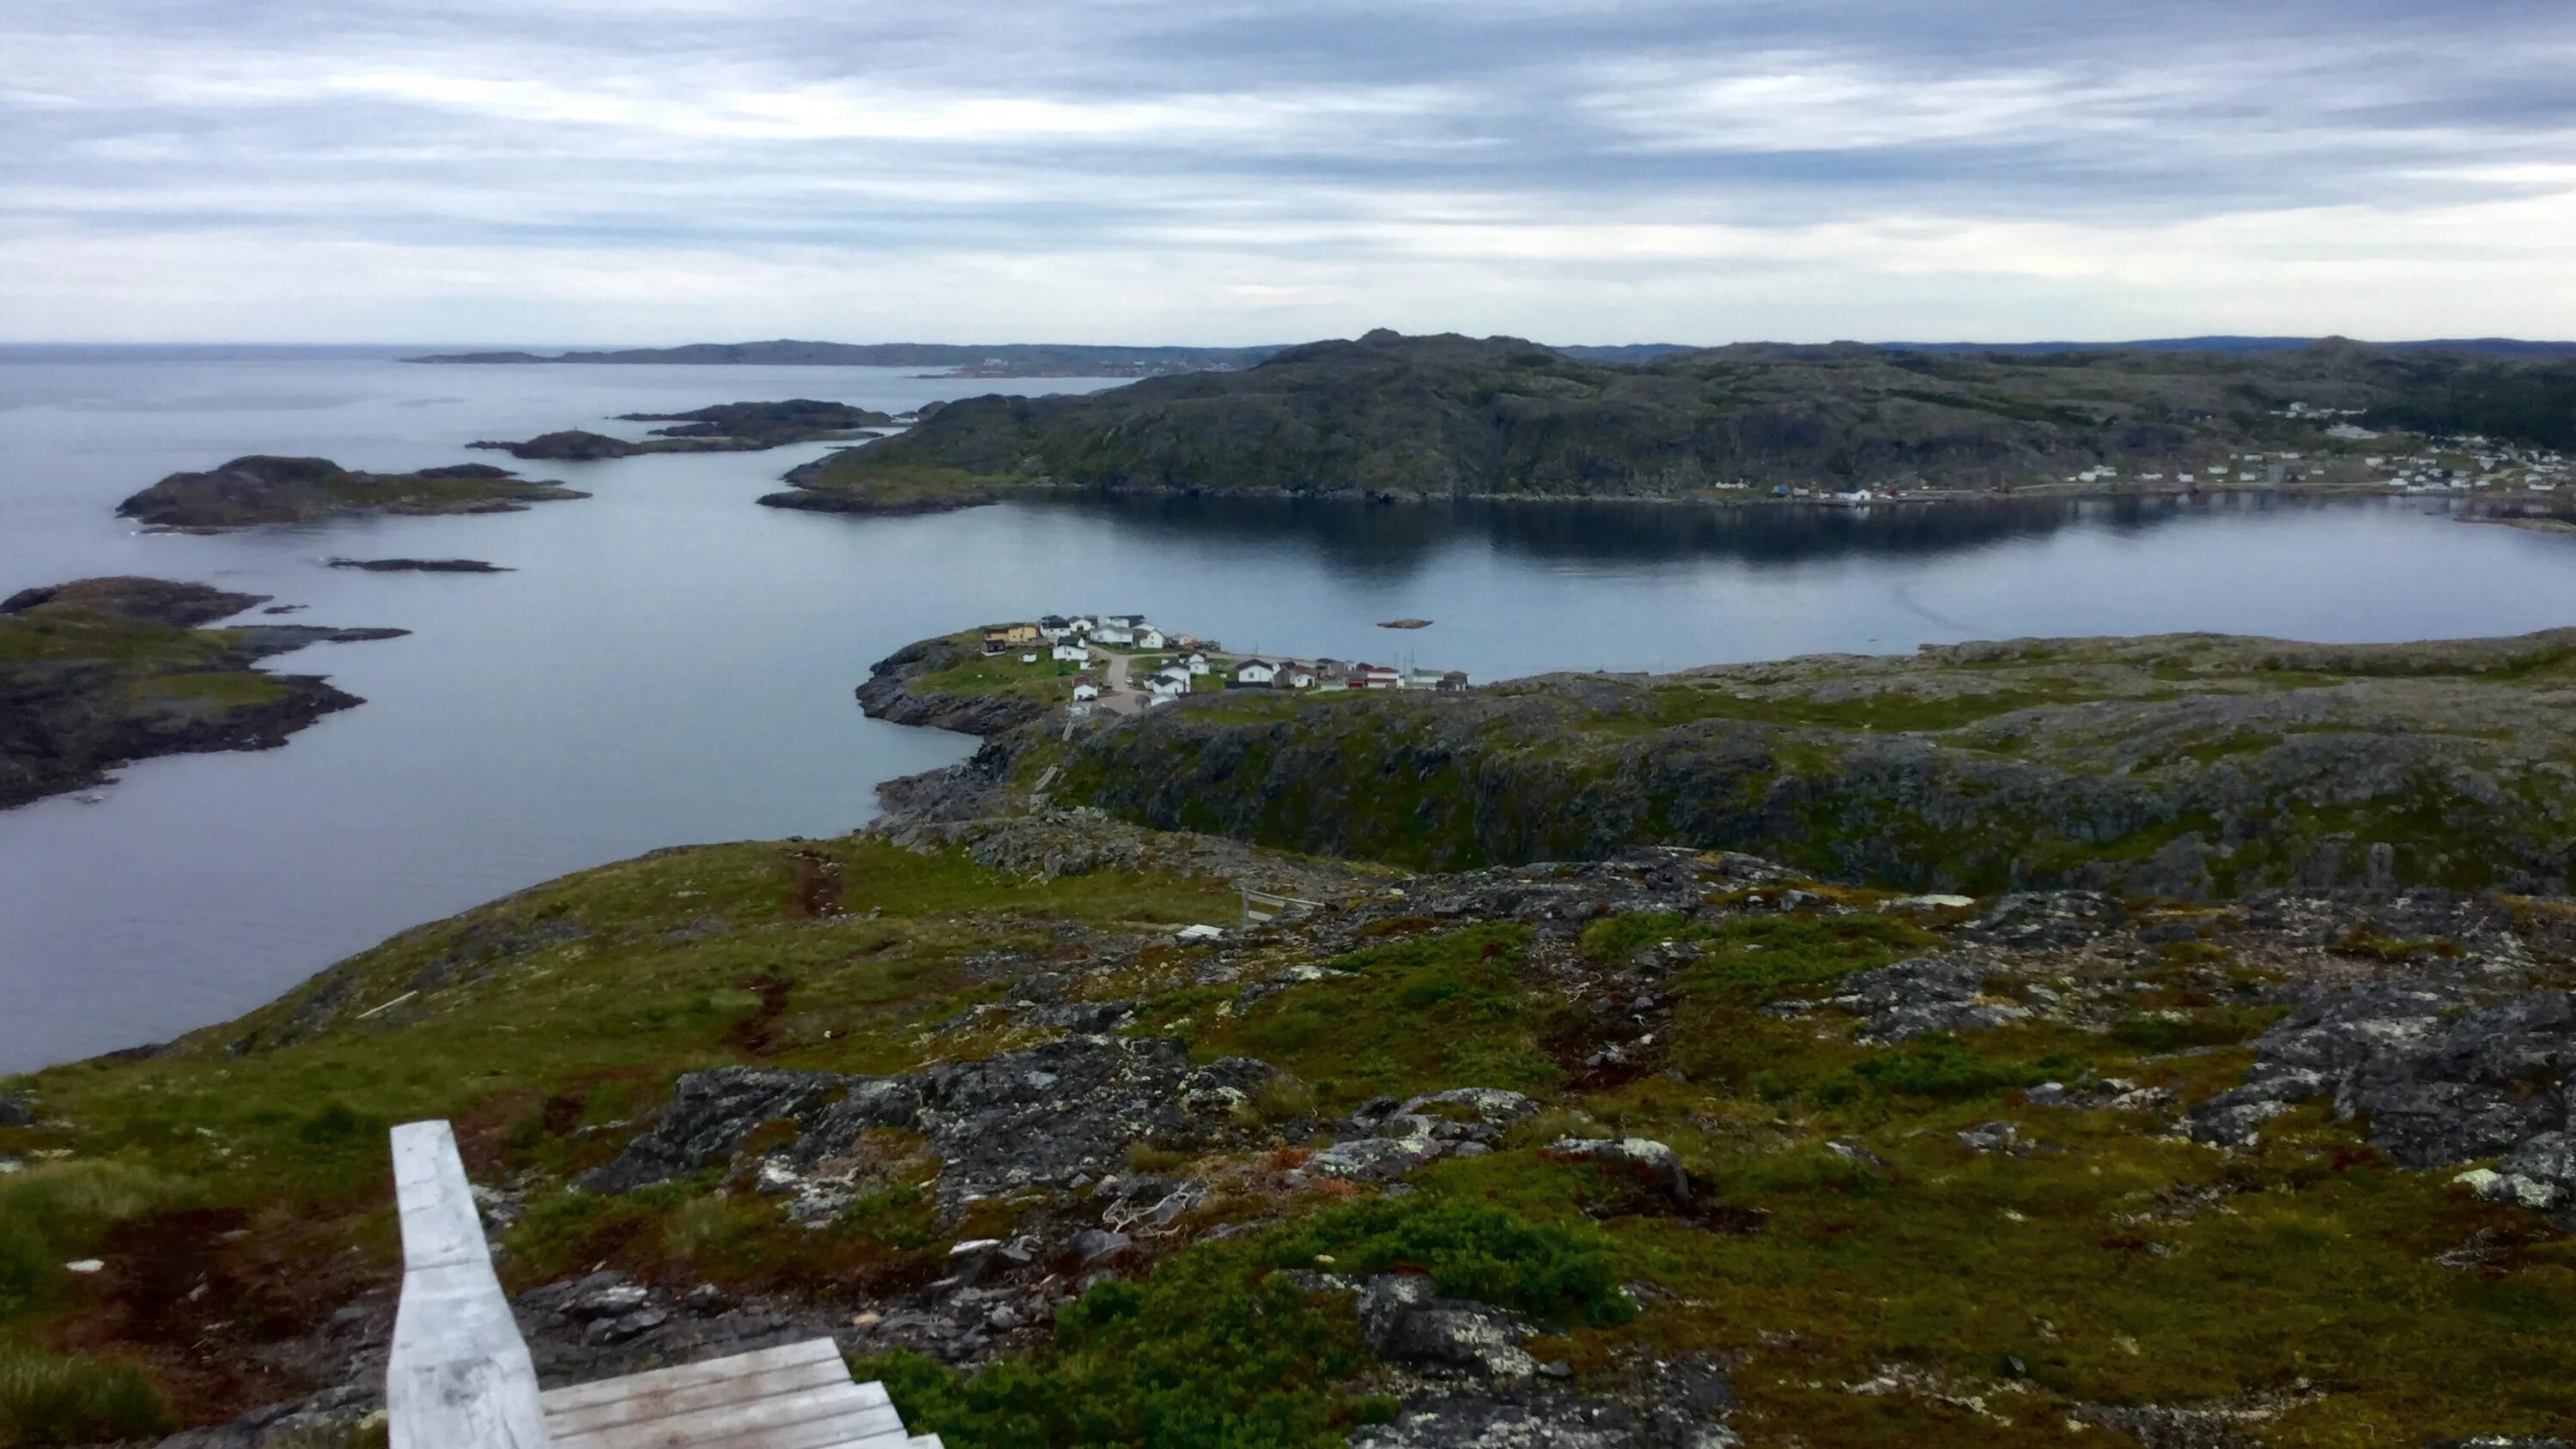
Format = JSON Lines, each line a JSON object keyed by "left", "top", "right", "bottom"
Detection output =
{"left": 981, "top": 622, "right": 1042, "bottom": 653}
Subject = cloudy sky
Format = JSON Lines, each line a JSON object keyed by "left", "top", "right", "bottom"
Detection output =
{"left": 7, "top": 0, "right": 2575, "bottom": 345}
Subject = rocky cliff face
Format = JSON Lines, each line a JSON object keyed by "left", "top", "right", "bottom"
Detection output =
{"left": 871, "top": 626, "right": 2576, "bottom": 899}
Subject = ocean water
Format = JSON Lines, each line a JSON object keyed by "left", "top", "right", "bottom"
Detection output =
{"left": 5, "top": 346, "right": 2576, "bottom": 1068}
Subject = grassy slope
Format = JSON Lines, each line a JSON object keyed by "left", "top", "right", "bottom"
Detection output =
{"left": 4, "top": 837, "right": 2574, "bottom": 1445}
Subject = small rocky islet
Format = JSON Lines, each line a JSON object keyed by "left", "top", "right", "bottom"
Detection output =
{"left": 470, "top": 399, "right": 893, "bottom": 460}
{"left": 324, "top": 557, "right": 511, "bottom": 573}
{"left": 113, "top": 455, "right": 586, "bottom": 530}
{"left": 0, "top": 576, "right": 404, "bottom": 809}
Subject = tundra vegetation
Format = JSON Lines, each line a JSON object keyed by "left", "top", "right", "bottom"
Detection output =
{"left": 5, "top": 815, "right": 2575, "bottom": 1446}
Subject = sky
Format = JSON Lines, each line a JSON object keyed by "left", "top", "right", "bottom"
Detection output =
{"left": 6, "top": 0, "right": 2576, "bottom": 346}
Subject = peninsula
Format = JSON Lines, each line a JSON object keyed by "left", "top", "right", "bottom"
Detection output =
{"left": 860, "top": 620, "right": 2576, "bottom": 899}
{"left": 468, "top": 399, "right": 894, "bottom": 460}
{"left": 762, "top": 329, "right": 2576, "bottom": 515}
{"left": 113, "top": 456, "right": 586, "bottom": 530}
{"left": 0, "top": 577, "right": 404, "bottom": 809}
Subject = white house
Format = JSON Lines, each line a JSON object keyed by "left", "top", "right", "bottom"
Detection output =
{"left": 1147, "top": 670, "right": 1190, "bottom": 698}
{"left": 1135, "top": 627, "right": 1167, "bottom": 650}
{"left": 1103, "top": 614, "right": 1148, "bottom": 631}
{"left": 1093, "top": 625, "right": 1136, "bottom": 646}
{"left": 1288, "top": 670, "right": 1316, "bottom": 689}
{"left": 1235, "top": 659, "right": 1278, "bottom": 687}
{"left": 1179, "top": 652, "right": 1210, "bottom": 676}
{"left": 1053, "top": 641, "right": 1088, "bottom": 663}
{"left": 1067, "top": 615, "right": 1096, "bottom": 634}
{"left": 1355, "top": 664, "right": 1402, "bottom": 688}
{"left": 1072, "top": 682, "right": 1100, "bottom": 701}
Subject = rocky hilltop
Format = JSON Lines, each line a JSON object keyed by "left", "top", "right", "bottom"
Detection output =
{"left": 8, "top": 815, "right": 2576, "bottom": 1446}
{"left": 863, "top": 625, "right": 2576, "bottom": 899}
{"left": 0, "top": 577, "right": 404, "bottom": 808}
{"left": 766, "top": 330, "right": 2576, "bottom": 512}
{"left": 114, "top": 456, "right": 586, "bottom": 529}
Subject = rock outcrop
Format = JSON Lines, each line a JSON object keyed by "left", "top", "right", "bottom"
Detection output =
{"left": 586, "top": 1037, "right": 1280, "bottom": 1213}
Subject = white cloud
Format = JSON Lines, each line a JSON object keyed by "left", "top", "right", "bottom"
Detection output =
{"left": 4, "top": 0, "right": 2576, "bottom": 340}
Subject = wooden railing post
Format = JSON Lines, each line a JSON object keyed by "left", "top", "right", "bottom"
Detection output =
{"left": 388, "top": 1120, "right": 550, "bottom": 1449}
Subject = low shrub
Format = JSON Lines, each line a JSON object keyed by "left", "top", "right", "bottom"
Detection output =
{"left": 1261, "top": 1197, "right": 1636, "bottom": 1326}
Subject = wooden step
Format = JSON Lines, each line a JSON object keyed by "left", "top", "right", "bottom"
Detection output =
{"left": 540, "top": 1340, "right": 844, "bottom": 1416}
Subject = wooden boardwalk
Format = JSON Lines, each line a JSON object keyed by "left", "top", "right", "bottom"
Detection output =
{"left": 390, "top": 1121, "right": 939, "bottom": 1449}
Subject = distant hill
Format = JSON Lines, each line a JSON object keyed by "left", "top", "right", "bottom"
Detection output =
{"left": 405, "top": 339, "right": 1281, "bottom": 378}
{"left": 1882, "top": 336, "right": 2576, "bottom": 358}
{"left": 765, "top": 327, "right": 2576, "bottom": 512}
{"left": 408, "top": 335, "right": 2576, "bottom": 372}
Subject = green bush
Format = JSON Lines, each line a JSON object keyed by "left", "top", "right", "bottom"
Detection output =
{"left": 858, "top": 1245, "right": 1365, "bottom": 1448}
{"left": 1261, "top": 1197, "right": 1635, "bottom": 1326}
{"left": 1681, "top": 915, "right": 1938, "bottom": 1004}
{"left": 0, "top": 1343, "right": 174, "bottom": 1446}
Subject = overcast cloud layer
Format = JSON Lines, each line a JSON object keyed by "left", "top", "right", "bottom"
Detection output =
{"left": 7, "top": 0, "right": 2575, "bottom": 344}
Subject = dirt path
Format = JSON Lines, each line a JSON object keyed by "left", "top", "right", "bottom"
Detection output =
{"left": 1096, "top": 648, "right": 1143, "bottom": 715}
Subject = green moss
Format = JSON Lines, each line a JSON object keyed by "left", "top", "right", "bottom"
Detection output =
{"left": 1191, "top": 925, "right": 1556, "bottom": 1106}
{"left": 1677, "top": 913, "right": 1941, "bottom": 1005}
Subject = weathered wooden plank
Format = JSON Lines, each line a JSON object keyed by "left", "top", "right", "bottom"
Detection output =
{"left": 551, "top": 1398, "right": 903, "bottom": 1449}
{"left": 392, "top": 1119, "right": 495, "bottom": 1272}
{"left": 546, "top": 1381, "right": 891, "bottom": 1449}
{"left": 542, "top": 1361, "right": 860, "bottom": 1435}
{"left": 387, "top": 1121, "right": 550, "bottom": 1449}
{"left": 538, "top": 1339, "right": 842, "bottom": 1414}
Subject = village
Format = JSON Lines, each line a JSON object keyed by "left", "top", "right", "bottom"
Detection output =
{"left": 978, "top": 614, "right": 1468, "bottom": 717}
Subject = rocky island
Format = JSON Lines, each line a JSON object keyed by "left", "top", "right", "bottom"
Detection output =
{"left": 469, "top": 399, "right": 893, "bottom": 460}
{"left": 113, "top": 456, "right": 586, "bottom": 530}
{"left": 763, "top": 329, "right": 2576, "bottom": 514}
{"left": 0, "top": 577, "right": 404, "bottom": 809}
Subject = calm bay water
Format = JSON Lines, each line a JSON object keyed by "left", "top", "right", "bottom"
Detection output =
{"left": 5, "top": 346, "right": 2576, "bottom": 1069}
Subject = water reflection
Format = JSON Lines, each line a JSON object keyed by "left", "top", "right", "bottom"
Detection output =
{"left": 1017, "top": 489, "right": 2456, "bottom": 579}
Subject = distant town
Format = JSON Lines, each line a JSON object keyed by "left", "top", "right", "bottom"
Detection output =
{"left": 979, "top": 614, "right": 1467, "bottom": 717}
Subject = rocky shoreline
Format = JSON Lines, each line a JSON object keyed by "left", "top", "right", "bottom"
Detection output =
{"left": 853, "top": 634, "right": 1056, "bottom": 736}
{"left": 0, "top": 578, "right": 405, "bottom": 809}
